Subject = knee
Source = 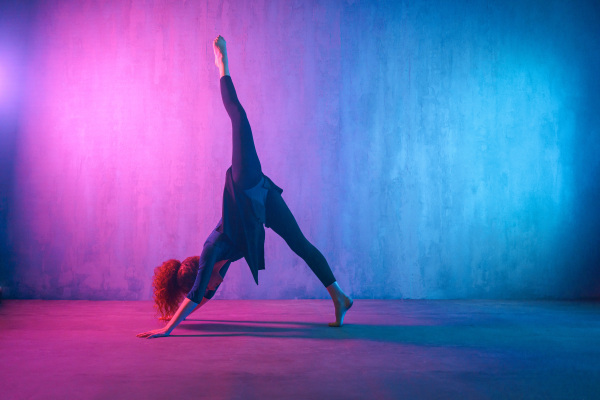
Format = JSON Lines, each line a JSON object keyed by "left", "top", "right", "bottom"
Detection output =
{"left": 228, "top": 103, "right": 246, "bottom": 122}
{"left": 290, "top": 237, "right": 314, "bottom": 259}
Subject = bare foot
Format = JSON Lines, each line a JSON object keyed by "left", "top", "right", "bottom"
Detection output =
{"left": 329, "top": 296, "right": 353, "bottom": 327}
{"left": 212, "top": 35, "right": 229, "bottom": 76}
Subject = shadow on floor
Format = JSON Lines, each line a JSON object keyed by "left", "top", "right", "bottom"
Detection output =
{"left": 173, "top": 318, "right": 580, "bottom": 352}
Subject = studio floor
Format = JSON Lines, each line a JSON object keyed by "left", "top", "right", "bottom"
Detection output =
{"left": 1, "top": 299, "right": 599, "bottom": 400}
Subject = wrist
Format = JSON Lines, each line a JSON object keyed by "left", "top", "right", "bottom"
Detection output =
{"left": 164, "top": 319, "right": 176, "bottom": 334}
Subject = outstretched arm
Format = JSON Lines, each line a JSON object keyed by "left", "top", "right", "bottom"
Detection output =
{"left": 137, "top": 250, "right": 217, "bottom": 339}
{"left": 137, "top": 298, "right": 198, "bottom": 339}
{"left": 138, "top": 263, "right": 216, "bottom": 338}
{"left": 137, "top": 255, "right": 231, "bottom": 337}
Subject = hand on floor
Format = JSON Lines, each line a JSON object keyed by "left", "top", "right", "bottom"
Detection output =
{"left": 136, "top": 327, "right": 170, "bottom": 339}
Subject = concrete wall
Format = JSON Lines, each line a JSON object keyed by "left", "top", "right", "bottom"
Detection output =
{"left": 1, "top": 0, "right": 599, "bottom": 300}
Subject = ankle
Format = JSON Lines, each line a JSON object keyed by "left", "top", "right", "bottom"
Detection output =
{"left": 218, "top": 60, "right": 230, "bottom": 77}
{"left": 220, "top": 66, "right": 230, "bottom": 77}
{"left": 326, "top": 282, "right": 344, "bottom": 300}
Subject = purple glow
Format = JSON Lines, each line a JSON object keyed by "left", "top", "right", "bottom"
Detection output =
{"left": 0, "top": 52, "right": 18, "bottom": 115}
{"left": 4, "top": 0, "right": 600, "bottom": 300}
{"left": 0, "top": 62, "right": 7, "bottom": 99}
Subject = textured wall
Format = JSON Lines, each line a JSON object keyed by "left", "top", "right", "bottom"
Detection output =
{"left": 1, "top": 0, "right": 599, "bottom": 300}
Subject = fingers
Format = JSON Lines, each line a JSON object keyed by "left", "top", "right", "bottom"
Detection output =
{"left": 137, "top": 329, "right": 168, "bottom": 339}
{"left": 136, "top": 329, "right": 158, "bottom": 338}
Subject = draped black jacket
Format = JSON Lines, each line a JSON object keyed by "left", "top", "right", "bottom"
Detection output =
{"left": 216, "top": 166, "right": 283, "bottom": 284}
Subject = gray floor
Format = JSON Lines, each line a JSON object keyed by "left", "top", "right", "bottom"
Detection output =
{"left": 1, "top": 299, "right": 599, "bottom": 399}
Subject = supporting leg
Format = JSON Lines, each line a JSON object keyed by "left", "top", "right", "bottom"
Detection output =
{"left": 265, "top": 190, "right": 353, "bottom": 326}
{"left": 326, "top": 281, "right": 354, "bottom": 327}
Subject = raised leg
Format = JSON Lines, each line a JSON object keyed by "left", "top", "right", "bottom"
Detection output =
{"left": 213, "top": 35, "right": 262, "bottom": 190}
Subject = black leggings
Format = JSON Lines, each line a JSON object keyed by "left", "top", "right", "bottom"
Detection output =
{"left": 220, "top": 76, "right": 336, "bottom": 287}
{"left": 220, "top": 76, "right": 263, "bottom": 189}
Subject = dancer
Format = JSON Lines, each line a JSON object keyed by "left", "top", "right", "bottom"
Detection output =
{"left": 137, "top": 35, "right": 353, "bottom": 339}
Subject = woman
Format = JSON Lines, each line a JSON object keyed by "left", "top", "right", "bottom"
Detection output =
{"left": 137, "top": 36, "right": 353, "bottom": 339}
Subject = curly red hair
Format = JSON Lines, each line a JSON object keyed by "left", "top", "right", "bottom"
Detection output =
{"left": 152, "top": 256, "right": 200, "bottom": 321}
